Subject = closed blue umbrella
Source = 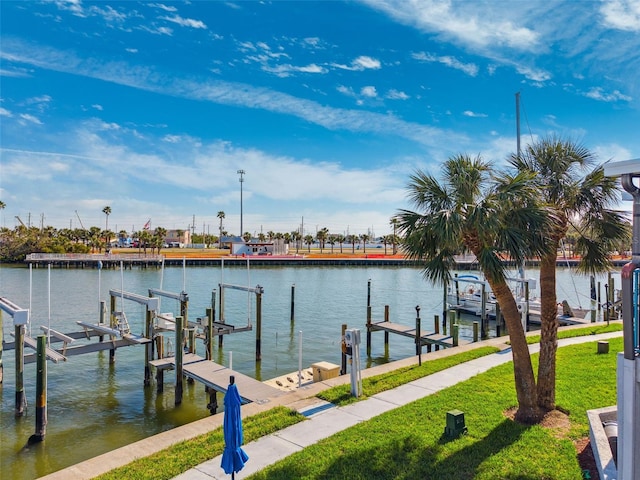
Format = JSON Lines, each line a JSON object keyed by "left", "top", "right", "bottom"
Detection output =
{"left": 221, "top": 376, "right": 249, "bottom": 478}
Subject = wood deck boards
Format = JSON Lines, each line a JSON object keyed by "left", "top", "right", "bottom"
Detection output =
{"left": 149, "top": 354, "right": 284, "bottom": 404}
{"left": 369, "top": 321, "right": 470, "bottom": 348}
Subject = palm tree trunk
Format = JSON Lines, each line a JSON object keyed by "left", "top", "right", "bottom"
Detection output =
{"left": 491, "top": 280, "right": 541, "bottom": 423}
{"left": 536, "top": 252, "right": 559, "bottom": 411}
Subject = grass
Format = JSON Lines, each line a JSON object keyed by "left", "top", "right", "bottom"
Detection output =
{"left": 318, "top": 346, "right": 501, "bottom": 406}
{"left": 525, "top": 321, "right": 622, "bottom": 344}
{"left": 95, "top": 407, "right": 304, "bottom": 480}
{"left": 94, "top": 325, "right": 620, "bottom": 479}
{"left": 250, "top": 337, "right": 622, "bottom": 480}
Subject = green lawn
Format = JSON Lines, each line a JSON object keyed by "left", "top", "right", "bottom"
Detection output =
{"left": 95, "top": 326, "right": 621, "bottom": 480}
{"left": 250, "top": 338, "right": 621, "bottom": 480}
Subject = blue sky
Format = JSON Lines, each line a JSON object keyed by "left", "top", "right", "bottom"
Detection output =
{"left": 1, "top": 1, "right": 639, "bottom": 238}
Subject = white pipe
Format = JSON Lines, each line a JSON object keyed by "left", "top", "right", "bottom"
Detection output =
{"left": 298, "top": 330, "right": 303, "bottom": 387}
{"left": 229, "top": 351, "right": 233, "bottom": 371}
{"left": 47, "top": 264, "right": 51, "bottom": 346}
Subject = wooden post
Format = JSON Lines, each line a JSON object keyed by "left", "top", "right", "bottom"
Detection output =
{"left": 443, "top": 279, "right": 449, "bottom": 335}
{"left": 366, "top": 305, "right": 372, "bottom": 356}
{"left": 290, "top": 284, "right": 295, "bottom": 325}
{"left": 156, "top": 336, "right": 164, "bottom": 393}
{"left": 188, "top": 328, "right": 196, "bottom": 354}
{"left": 31, "top": 335, "right": 47, "bottom": 443}
{"left": 473, "top": 321, "right": 479, "bottom": 342}
{"left": 524, "top": 281, "right": 530, "bottom": 332}
{"left": 609, "top": 274, "right": 616, "bottom": 320}
{"left": 144, "top": 307, "right": 153, "bottom": 386}
{"left": 384, "top": 305, "right": 390, "bottom": 348}
{"left": 218, "top": 284, "right": 224, "bottom": 348}
{"left": 341, "top": 324, "right": 347, "bottom": 375}
{"left": 481, "top": 283, "right": 488, "bottom": 339}
{"left": 434, "top": 315, "right": 440, "bottom": 352}
{"left": 207, "top": 389, "right": 218, "bottom": 415}
{"left": 453, "top": 324, "right": 459, "bottom": 347}
{"left": 205, "top": 307, "right": 213, "bottom": 361}
{"left": 180, "top": 296, "right": 189, "bottom": 333}
{"left": 495, "top": 302, "right": 502, "bottom": 337}
{"left": 590, "top": 276, "right": 597, "bottom": 323}
{"left": 256, "top": 286, "right": 263, "bottom": 361}
{"left": 99, "top": 300, "right": 106, "bottom": 342}
{"left": 175, "top": 316, "right": 183, "bottom": 405}
{"left": 15, "top": 324, "right": 26, "bottom": 416}
{"left": 597, "top": 281, "right": 601, "bottom": 312}
{"left": 415, "top": 306, "right": 422, "bottom": 365}
{"left": 109, "top": 295, "right": 116, "bottom": 364}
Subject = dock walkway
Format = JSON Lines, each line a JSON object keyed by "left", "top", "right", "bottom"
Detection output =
{"left": 149, "top": 354, "right": 284, "bottom": 404}
{"left": 369, "top": 321, "right": 470, "bottom": 348}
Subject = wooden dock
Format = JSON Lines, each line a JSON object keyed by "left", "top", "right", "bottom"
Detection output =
{"left": 369, "top": 321, "right": 470, "bottom": 349}
{"left": 149, "top": 354, "right": 284, "bottom": 404}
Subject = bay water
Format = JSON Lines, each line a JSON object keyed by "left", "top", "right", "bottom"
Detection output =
{"left": 0, "top": 262, "right": 618, "bottom": 478}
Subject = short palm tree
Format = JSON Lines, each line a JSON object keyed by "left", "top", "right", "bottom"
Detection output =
{"left": 217, "top": 211, "right": 225, "bottom": 248}
{"left": 396, "top": 154, "right": 550, "bottom": 423}
{"left": 510, "top": 136, "right": 630, "bottom": 411}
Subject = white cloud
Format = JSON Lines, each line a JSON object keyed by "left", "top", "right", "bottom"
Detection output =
{"left": 0, "top": 107, "right": 13, "bottom": 117}
{"left": 149, "top": 3, "right": 178, "bottom": 13}
{"left": 584, "top": 87, "right": 632, "bottom": 102}
{"left": 594, "top": 143, "right": 633, "bottom": 162}
{"left": 163, "top": 134, "right": 182, "bottom": 143}
{"left": 160, "top": 15, "right": 207, "bottom": 29}
{"left": 263, "top": 63, "right": 327, "bottom": 77}
{"left": 92, "top": 104, "right": 104, "bottom": 111}
{"left": 386, "top": 89, "right": 409, "bottom": 100}
{"left": 361, "top": 86, "right": 378, "bottom": 98}
{"left": 412, "top": 51, "right": 478, "bottom": 76}
{"left": 361, "top": 0, "right": 539, "bottom": 52}
{"left": 19, "top": 113, "right": 42, "bottom": 125}
{"left": 126, "top": 48, "right": 138, "bottom": 54}
{"left": 332, "top": 55, "right": 382, "bottom": 71}
{"left": 463, "top": 110, "right": 487, "bottom": 118}
{"left": 600, "top": 0, "right": 640, "bottom": 31}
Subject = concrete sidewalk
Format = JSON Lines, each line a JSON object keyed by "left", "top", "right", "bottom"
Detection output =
{"left": 173, "top": 331, "right": 622, "bottom": 480}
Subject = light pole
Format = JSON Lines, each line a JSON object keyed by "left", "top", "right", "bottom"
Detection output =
{"left": 237, "top": 169, "right": 245, "bottom": 238}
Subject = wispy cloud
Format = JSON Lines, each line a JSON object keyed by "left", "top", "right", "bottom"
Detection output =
{"left": 0, "top": 38, "right": 465, "bottom": 148}
{"left": 19, "top": 113, "right": 43, "bottom": 125}
{"left": 386, "top": 89, "right": 409, "bottom": 100}
{"left": 583, "top": 87, "right": 632, "bottom": 102}
{"left": 160, "top": 15, "right": 207, "bottom": 29}
{"left": 0, "top": 107, "right": 13, "bottom": 117}
{"left": 463, "top": 110, "right": 487, "bottom": 118}
{"left": 332, "top": 55, "right": 381, "bottom": 71}
{"left": 412, "top": 51, "right": 478, "bottom": 76}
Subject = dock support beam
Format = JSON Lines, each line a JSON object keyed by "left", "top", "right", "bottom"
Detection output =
{"left": 341, "top": 323, "right": 347, "bottom": 375}
{"left": 15, "top": 324, "right": 26, "bottom": 416}
{"left": 31, "top": 335, "right": 47, "bottom": 443}
{"left": 218, "top": 284, "right": 225, "bottom": 348}
{"left": 290, "top": 284, "right": 295, "bottom": 325}
{"left": 384, "top": 305, "right": 390, "bottom": 354}
{"left": 144, "top": 307, "right": 153, "bottom": 386}
{"left": 415, "top": 306, "right": 422, "bottom": 365}
{"left": 109, "top": 296, "right": 116, "bottom": 364}
{"left": 175, "top": 316, "right": 183, "bottom": 405}
{"left": 206, "top": 307, "right": 213, "bottom": 360}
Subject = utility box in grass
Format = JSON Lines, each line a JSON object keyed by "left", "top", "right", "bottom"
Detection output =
{"left": 312, "top": 361, "right": 340, "bottom": 382}
{"left": 445, "top": 410, "right": 468, "bottom": 438}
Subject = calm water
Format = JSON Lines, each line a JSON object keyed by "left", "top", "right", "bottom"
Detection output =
{"left": 0, "top": 262, "right": 618, "bottom": 478}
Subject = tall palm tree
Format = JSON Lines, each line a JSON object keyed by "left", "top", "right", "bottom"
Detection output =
{"left": 396, "top": 154, "right": 550, "bottom": 424}
{"left": 217, "top": 211, "right": 225, "bottom": 248}
{"left": 360, "top": 233, "right": 370, "bottom": 253}
{"left": 102, "top": 206, "right": 111, "bottom": 231}
{"left": 510, "top": 136, "right": 630, "bottom": 411}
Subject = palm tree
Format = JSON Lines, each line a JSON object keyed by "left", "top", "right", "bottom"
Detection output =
{"left": 316, "top": 227, "right": 328, "bottom": 253}
{"left": 347, "top": 234, "right": 358, "bottom": 253}
{"left": 154, "top": 227, "right": 167, "bottom": 253}
{"left": 102, "top": 206, "right": 111, "bottom": 231}
{"left": 217, "top": 211, "right": 225, "bottom": 248}
{"left": 396, "top": 154, "right": 550, "bottom": 424}
{"left": 360, "top": 233, "right": 370, "bottom": 253}
{"left": 390, "top": 218, "right": 398, "bottom": 254}
{"left": 304, "top": 234, "right": 314, "bottom": 252}
{"left": 510, "top": 136, "right": 630, "bottom": 411}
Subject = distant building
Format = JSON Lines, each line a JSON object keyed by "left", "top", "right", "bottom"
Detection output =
{"left": 222, "top": 237, "right": 288, "bottom": 256}
{"left": 164, "top": 229, "right": 190, "bottom": 247}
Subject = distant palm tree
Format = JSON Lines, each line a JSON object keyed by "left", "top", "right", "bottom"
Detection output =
{"left": 102, "top": 206, "right": 111, "bottom": 231}
{"left": 396, "top": 154, "right": 550, "bottom": 424}
{"left": 360, "top": 233, "right": 370, "bottom": 253}
{"left": 304, "top": 234, "right": 314, "bottom": 252}
{"left": 217, "top": 211, "right": 225, "bottom": 248}
{"left": 347, "top": 234, "right": 358, "bottom": 253}
{"left": 390, "top": 218, "right": 398, "bottom": 254}
{"left": 316, "top": 227, "right": 328, "bottom": 253}
{"left": 510, "top": 136, "right": 630, "bottom": 411}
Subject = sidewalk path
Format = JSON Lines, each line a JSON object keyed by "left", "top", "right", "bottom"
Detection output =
{"left": 172, "top": 331, "right": 622, "bottom": 480}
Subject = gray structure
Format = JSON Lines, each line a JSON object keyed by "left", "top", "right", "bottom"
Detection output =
{"left": 603, "top": 159, "right": 640, "bottom": 480}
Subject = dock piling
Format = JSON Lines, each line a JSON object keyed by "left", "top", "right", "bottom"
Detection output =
{"left": 366, "top": 305, "right": 372, "bottom": 356}
{"left": 434, "top": 315, "right": 440, "bottom": 351}
{"left": 15, "top": 324, "right": 26, "bottom": 416}
{"left": 473, "top": 321, "right": 479, "bottom": 342}
{"left": 31, "top": 335, "right": 47, "bottom": 443}
{"left": 415, "top": 306, "right": 422, "bottom": 365}
{"left": 384, "top": 305, "right": 390, "bottom": 351}
{"left": 256, "top": 287, "right": 263, "bottom": 361}
{"left": 290, "top": 284, "right": 295, "bottom": 325}
{"left": 175, "top": 316, "right": 183, "bottom": 405}
{"left": 341, "top": 324, "right": 347, "bottom": 375}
